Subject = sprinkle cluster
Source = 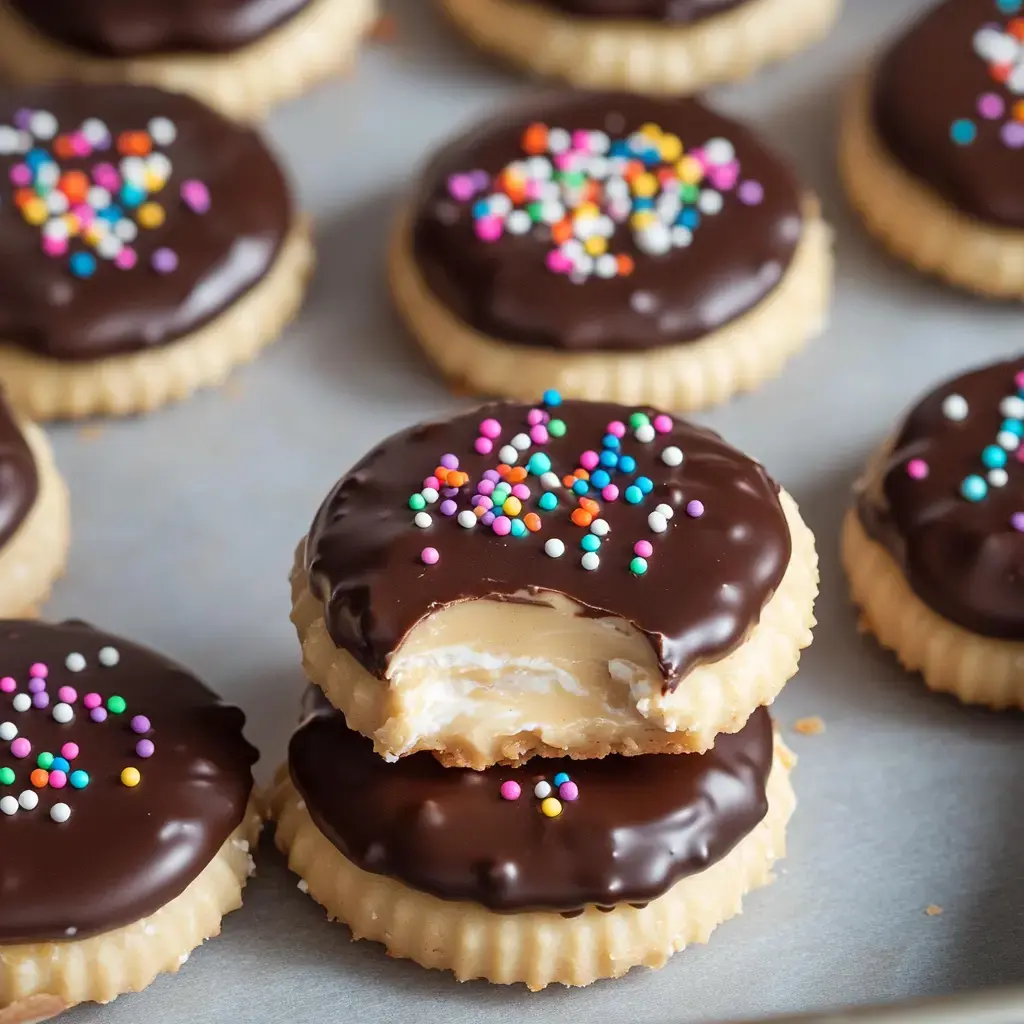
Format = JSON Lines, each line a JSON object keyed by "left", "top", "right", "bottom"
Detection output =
{"left": 500, "top": 770, "right": 579, "bottom": 818}
{"left": 447, "top": 121, "right": 764, "bottom": 282}
{"left": 409, "top": 391, "right": 702, "bottom": 576}
{"left": 952, "top": 1, "right": 1024, "bottom": 148}
{"left": 0, "top": 646, "right": 154, "bottom": 823}
{"left": 905, "top": 368, "right": 1024, "bottom": 531}
{"left": 0, "top": 107, "right": 211, "bottom": 279}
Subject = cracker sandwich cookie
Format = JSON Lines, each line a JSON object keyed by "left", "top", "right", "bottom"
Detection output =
{"left": 0, "top": 620, "right": 259, "bottom": 1021}
{"left": 442, "top": 0, "right": 841, "bottom": 95}
{"left": 0, "top": 0, "right": 378, "bottom": 122}
{"left": 841, "top": 0, "right": 1024, "bottom": 296}
{"left": 291, "top": 393, "right": 818, "bottom": 769}
{"left": 270, "top": 689, "right": 795, "bottom": 989}
{"left": 390, "top": 94, "right": 832, "bottom": 410}
{"left": 844, "top": 357, "right": 1024, "bottom": 709}
{"left": 0, "top": 83, "right": 313, "bottom": 420}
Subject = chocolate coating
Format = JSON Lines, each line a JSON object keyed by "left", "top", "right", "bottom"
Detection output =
{"left": 305, "top": 399, "right": 792, "bottom": 690}
{"left": 290, "top": 689, "right": 773, "bottom": 913}
{"left": 0, "top": 83, "right": 292, "bottom": 361}
{"left": 521, "top": 0, "right": 748, "bottom": 21}
{"left": 0, "top": 620, "right": 257, "bottom": 944}
{"left": 872, "top": 0, "right": 1024, "bottom": 227}
{"left": 0, "top": 393, "right": 38, "bottom": 550}
{"left": 857, "top": 357, "right": 1024, "bottom": 639}
{"left": 7, "top": 0, "right": 312, "bottom": 57}
{"left": 411, "top": 94, "right": 802, "bottom": 353}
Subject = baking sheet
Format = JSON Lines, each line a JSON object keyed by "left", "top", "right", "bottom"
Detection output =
{"left": 43, "top": 0, "right": 1024, "bottom": 1020}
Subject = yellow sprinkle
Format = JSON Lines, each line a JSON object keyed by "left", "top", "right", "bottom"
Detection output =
{"left": 540, "top": 797, "right": 562, "bottom": 818}
{"left": 676, "top": 156, "right": 705, "bottom": 186}
{"left": 639, "top": 122, "right": 663, "bottom": 139}
{"left": 502, "top": 496, "right": 522, "bottom": 517}
{"left": 144, "top": 171, "right": 166, "bottom": 193}
{"left": 584, "top": 236, "right": 607, "bottom": 257}
{"left": 137, "top": 203, "right": 165, "bottom": 229}
{"left": 574, "top": 201, "right": 599, "bottom": 219}
{"left": 632, "top": 173, "right": 658, "bottom": 198}
{"left": 659, "top": 134, "right": 683, "bottom": 162}
{"left": 630, "top": 210, "right": 656, "bottom": 231}
{"left": 83, "top": 224, "right": 107, "bottom": 246}
{"left": 22, "top": 198, "right": 47, "bottom": 225}
{"left": 62, "top": 213, "right": 81, "bottom": 237}
{"left": 120, "top": 767, "right": 141, "bottom": 788}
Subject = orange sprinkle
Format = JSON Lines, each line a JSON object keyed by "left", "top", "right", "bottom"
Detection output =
{"left": 623, "top": 159, "right": 644, "bottom": 181}
{"left": 53, "top": 136, "right": 76, "bottom": 159}
{"left": 497, "top": 464, "right": 512, "bottom": 479}
{"left": 117, "top": 130, "right": 152, "bottom": 156}
{"left": 562, "top": 475, "right": 576, "bottom": 488}
{"left": 1011, "top": 17, "right": 1024, "bottom": 40}
{"left": 524, "top": 513, "right": 541, "bottom": 532}
{"left": 522, "top": 122, "right": 549, "bottom": 156}
{"left": 579, "top": 497, "right": 600, "bottom": 516}
{"left": 13, "top": 188, "right": 34, "bottom": 209}
{"left": 474, "top": 505, "right": 487, "bottom": 518}
{"left": 991, "top": 62, "right": 1012, "bottom": 84}
{"left": 571, "top": 509, "right": 593, "bottom": 528}
{"left": 581, "top": 180, "right": 600, "bottom": 203}
{"left": 552, "top": 220, "right": 573, "bottom": 245}
{"left": 573, "top": 468, "right": 590, "bottom": 480}
{"left": 1015, "top": 99, "right": 1024, "bottom": 123}
{"left": 434, "top": 467, "right": 450, "bottom": 484}
{"left": 617, "top": 255, "right": 635, "bottom": 277}
{"left": 449, "top": 471, "right": 469, "bottom": 488}
{"left": 30, "top": 769, "right": 49, "bottom": 788}
{"left": 58, "top": 171, "right": 89, "bottom": 205}
{"left": 508, "top": 467, "right": 527, "bottom": 484}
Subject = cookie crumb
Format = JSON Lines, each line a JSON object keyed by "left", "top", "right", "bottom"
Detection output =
{"left": 793, "top": 716, "right": 825, "bottom": 736}
{"left": 370, "top": 14, "right": 397, "bottom": 43}
{"left": 77, "top": 425, "right": 105, "bottom": 442}
{"left": 298, "top": 879, "right": 309, "bottom": 894}
{"left": 925, "top": 904, "right": 943, "bottom": 917}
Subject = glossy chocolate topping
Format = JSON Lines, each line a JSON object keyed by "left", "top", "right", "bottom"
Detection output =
{"left": 872, "top": 0, "right": 1024, "bottom": 227}
{"left": 305, "top": 399, "right": 792, "bottom": 690}
{"left": 856, "top": 357, "right": 1024, "bottom": 638}
{"left": 0, "top": 83, "right": 292, "bottom": 361}
{"left": 411, "top": 94, "right": 802, "bottom": 353}
{"left": 0, "top": 620, "right": 257, "bottom": 944}
{"left": 7, "top": 0, "right": 313, "bottom": 57}
{"left": 0, "top": 394, "right": 38, "bottom": 550}
{"left": 290, "top": 689, "right": 773, "bottom": 913}
{"left": 523, "top": 0, "right": 748, "bottom": 21}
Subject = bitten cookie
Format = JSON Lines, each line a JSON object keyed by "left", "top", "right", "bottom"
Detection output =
{"left": 0, "top": 620, "right": 260, "bottom": 1021}
{"left": 0, "top": 0, "right": 378, "bottom": 122}
{"left": 291, "top": 394, "right": 818, "bottom": 769}
{"left": 390, "top": 94, "right": 832, "bottom": 410}
{"left": 270, "top": 690, "right": 795, "bottom": 990}
{"left": 0, "top": 83, "right": 313, "bottom": 420}
{"left": 844, "top": 356, "right": 1024, "bottom": 709}
{"left": 840, "top": 0, "right": 1024, "bottom": 296}
{"left": 0, "top": 394, "right": 69, "bottom": 619}
{"left": 442, "top": 0, "right": 841, "bottom": 95}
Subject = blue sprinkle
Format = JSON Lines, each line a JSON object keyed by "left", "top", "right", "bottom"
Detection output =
{"left": 618, "top": 455, "right": 637, "bottom": 474}
{"left": 538, "top": 492, "right": 558, "bottom": 511}
{"left": 542, "top": 388, "right": 562, "bottom": 407}
{"left": 50, "top": 757, "right": 70, "bottom": 774}
{"left": 997, "top": 0, "right": 1021, "bottom": 14}
{"left": 609, "top": 141, "right": 630, "bottom": 158}
{"left": 553, "top": 772, "right": 570, "bottom": 787}
{"left": 982, "top": 445, "right": 1007, "bottom": 469}
{"left": 572, "top": 479, "right": 589, "bottom": 496}
{"left": 633, "top": 197, "right": 655, "bottom": 211}
{"left": 950, "top": 119, "right": 977, "bottom": 146}
{"left": 625, "top": 485, "right": 643, "bottom": 505}
{"left": 599, "top": 450, "right": 619, "bottom": 469}
{"left": 1002, "top": 418, "right": 1024, "bottom": 437}
{"left": 602, "top": 434, "right": 620, "bottom": 450}
{"left": 120, "top": 183, "right": 146, "bottom": 208}
{"left": 510, "top": 519, "right": 527, "bottom": 537}
{"left": 680, "top": 208, "right": 701, "bottom": 230}
{"left": 69, "top": 252, "right": 97, "bottom": 279}
{"left": 960, "top": 474, "right": 988, "bottom": 502}
{"left": 25, "top": 148, "right": 49, "bottom": 169}
{"left": 636, "top": 476, "right": 653, "bottom": 494}
{"left": 98, "top": 206, "right": 121, "bottom": 224}
{"left": 581, "top": 535, "right": 601, "bottom": 552}
{"left": 472, "top": 199, "right": 491, "bottom": 218}
{"left": 590, "top": 469, "right": 611, "bottom": 489}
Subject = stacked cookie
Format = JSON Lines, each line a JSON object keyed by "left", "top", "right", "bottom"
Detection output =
{"left": 271, "top": 392, "right": 818, "bottom": 989}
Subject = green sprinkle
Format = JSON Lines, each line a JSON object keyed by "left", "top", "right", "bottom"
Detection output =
{"left": 538, "top": 493, "right": 558, "bottom": 512}
{"left": 527, "top": 201, "right": 544, "bottom": 222}
{"left": 680, "top": 184, "right": 699, "bottom": 203}
{"left": 629, "top": 412, "right": 650, "bottom": 429}
{"left": 408, "top": 494, "right": 427, "bottom": 511}
{"left": 107, "top": 695, "right": 127, "bottom": 715}
{"left": 0, "top": 767, "right": 14, "bottom": 786}
{"left": 548, "top": 419, "right": 566, "bottom": 438}
{"left": 630, "top": 557, "right": 649, "bottom": 576}
{"left": 581, "top": 535, "right": 601, "bottom": 552}
{"left": 36, "top": 752, "right": 54, "bottom": 770}
{"left": 510, "top": 519, "right": 528, "bottom": 538}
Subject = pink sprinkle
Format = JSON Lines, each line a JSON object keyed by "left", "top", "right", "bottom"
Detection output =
{"left": 475, "top": 217, "right": 503, "bottom": 242}
{"left": 9, "top": 164, "right": 30, "bottom": 186}
{"left": 92, "top": 163, "right": 120, "bottom": 191}
{"left": 28, "top": 678, "right": 46, "bottom": 694}
{"left": 180, "top": 179, "right": 211, "bottom": 214}
{"left": 57, "top": 687, "right": 77, "bottom": 704}
{"left": 546, "top": 250, "right": 572, "bottom": 274}
{"left": 421, "top": 547, "right": 440, "bottom": 565}
{"left": 474, "top": 437, "right": 493, "bottom": 455}
{"left": 492, "top": 516, "right": 512, "bottom": 537}
{"left": 512, "top": 484, "right": 530, "bottom": 500}
{"left": 29, "top": 663, "right": 47, "bottom": 679}
{"left": 0, "top": 677, "right": 15, "bottom": 693}
{"left": 480, "top": 418, "right": 502, "bottom": 440}
{"left": 440, "top": 453, "right": 459, "bottom": 470}
{"left": 634, "top": 540, "right": 653, "bottom": 558}
{"left": 530, "top": 425, "right": 549, "bottom": 445}
{"left": 470, "top": 495, "right": 492, "bottom": 509}
{"left": 571, "top": 130, "right": 591, "bottom": 152}
{"left": 49, "top": 770, "right": 67, "bottom": 789}
{"left": 71, "top": 203, "right": 95, "bottom": 227}
{"left": 478, "top": 480, "right": 495, "bottom": 496}
{"left": 1016, "top": 371, "right": 1024, "bottom": 390}
{"left": 1012, "top": 512, "right": 1024, "bottom": 532}
{"left": 60, "top": 742, "right": 79, "bottom": 761}
{"left": 554, "top": 153, "right": 574, "bottom": 171}
{"left": 447, "top": 173, "right": 475, "bottom": 201}
{"left": 906, "top": 458, "right": 929, "bottom": 480}
{"left": 423, "top": 476, "right": 440, "bottom": 491}
{"left": 978, "top": 93, "right": 1005, "bottom": 120}
{"left": 708, "top": 163, "right": 739, "bottom": 191}
{"left": 83, "top": 693, "right": 101, "bottom": 710}
{"left": 136, "top": 739, "right": 155, "bottom": 758}
{"left": 114, "top": 247, "right": 138, "bottom": 271}
{"left": 500, "top": 780, "right": 521, "bottom": 801}
{"left": 527, "top": 409, "right": 546, "bottom": 426}
{"left": 652, "top": 415, "right": 673, "bottom": 434}
{"left": 580, "top": 450, "right": 600, "bottom": 471}
{"left": 10, "top": 738, "right": 30, "bottom": 758}
{"left": 602, "top": 485, "right": 620, "bottom": 502}
{"left": 606, "top": 421, "right": 626, "bottom": 438}
{"left": 42, "top": 236, "right": 67, "bottom": 258}
{"left": 686, "top": 500, "right": 705, "bottom": 518}
{"left": 524, "top": 179, "right": 545, "bottom": 201}
{"left": 483, "top": 470, "right": 500, "bottom": 483}
{"left": 70, "top": 132, "right": 92, "bottom": 157}
{"left": 559, "top": 781, "right": 579, "bottom": 802}
{"left": 1018, "top": 446, "right": 1024, "bottom": 464}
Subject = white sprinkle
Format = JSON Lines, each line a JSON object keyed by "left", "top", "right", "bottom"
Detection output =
{"left": 498, "top": 445, "right": 518, "bottom": 465}
{"left": 648, "top": 512, "right": 668, "bottom": 534}
{"left": 1000, "top": 395, "right": 1024, "bottom": 419}
{"left": 52, "top": 702, "right": 74, "bottom": 725}
{"left": 548, "top": 128, "right": 571, "bottom": 153}
{"left": 420, "top": 487, "right": 439, "bottom": 504}
{"left": 0, "top": 126, "right": 19, "bottom": 155}
{"left": 144, "top": 924, "right": 158, "bottom": 936}
{"left": 43, "top": 217, "right": 69, "bottom": 240}
{"left": 65, "top": 652, "right": 86, "bottom": 673}
{"left": 661, "top": 446, "right": 684, "bottom": 467}
{"left": 581, "top": 552, "right": 600, "bottom": 570}
{"left": 544, "top": 538, "right": 565, "bottom": 558}
{"left": 511, "top": 432, "right": 531, "bottom": 451}
{"left": 147, "top": 153, "right": 172, "bottom": 180}
{"left": 18, "top": 790, "right": 38, "bottom": 811}
{"left": 12, "top": 694, "right": 30, "bottom": 713}
{"left": 80, "top": 118, "right": 109, "bottom": 145}
{"left": 46, "top": 191, "right": 69, "bottom": 215}
{"left": 630, "top": 290, "right": 658, "bottom": 314}
{"left": 671, "top": 226, "right": 694, "bottom": 248}
{"left": 997, "top": 430, "right": 1021, "bottom": 451}
{"left": 488, "top": 193, "right": 513, "bottom": 217}
{"left": 698, "top": 189, "right": 724, "bottom": 215}
{"left": 636, "top": 222, "right": 671, "bottom": 257}
{"left": 30, "top": 110, "right": 58, "bottom": 140}
{"left": 506, "top": 210, "right": 531, "bottom": 235}
{"left": 413, "top": 512, "right": 432, "bottom": 529}
{"left": 50, "top": 802, "right": 71, "bottom": 823}
{"left": 36, "top": 163, "right": 59, "bottom": 188}
{"left": 704, "top": 137, "right": 736, "bottom": 166}
{"left": 0, "top": 722, "right": 16, "bottom": 742}
{"left": 655, "top": 503, "right": 675, "bottom": 520}
{"left": 988, "top": 468, "right": 1009, "bottom": 487}
{"left": 114, "top": 219, "right": 138, "bottom": 242}
{"left": 148, "top": 117, "right": 177, "bottom": 146}
{"left": 96, "top": 235, "right": 123, "bottom": 260}
{"left": 635, "top": 424, "right": 656, "bottom": 443}
{"left": 120, "top": 156, "right": 147, "bottom": 185}
{"left": 539, "top": 199, "right": 565, "bottom": 225}
{"left": 0, "top": 796, "right": 18, "bottom": 816}
{"left": 534, "top": 781, "right": 552, "bottom": 799}
{"left": 98, "top": 646, "right": 120, "bottom": 667}
{"left": 540, "top": 472, "right": 561, "bottom": 490}
{"left": 457, "top": 510, "right": 477, "bottom": 529}
{"left": 297, "top": 879, "right": 309, "bottom": 894}
{"left": 86, "top": 186, "right": 111, "bottom": 211}
{"left": 942, "top": 393, "right": 969, "bottom": 421}
{"left": 65, "top": 927, "right": 77, "bottom": 937}
{"left": 595, "top": 254, "right": 618, "bottom": 279}
{"left": 590, "top": 518, "right": 610, "bottom": 537}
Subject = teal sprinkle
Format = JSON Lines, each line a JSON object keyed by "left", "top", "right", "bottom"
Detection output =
{"left": 510, "top": 519, "right": 528, "bottom": 538}
{"left": 581, "top": 535, "right": 601, "bottom": 552}
{"left": 950, "top": 119, "right": 977, "bottom": 146}
{"left": 408, "top": 494, "right": 426, "bottom": 511}
{"left": 538, "top": 492, "right": 558, "bottom": 512}
{"left": 630, "top": 557, "right": 649, "bottom": 576}
{"left": 960, "top": 475, "right": 988, "bottom": 502}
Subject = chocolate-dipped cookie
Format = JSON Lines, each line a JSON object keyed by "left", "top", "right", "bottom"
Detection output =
{"left": 841, "top": 0, "right": 1024, "bottom": 296}
{"left": 390, "top": 94, "right": 832, "bottom": 410}
{"left": 0, "top": 620, "right": 259, "bottom": 1020}
{"left": 442, "top": 0, "right": 840, "bottom": 95}
{"left": 0, "top": 83, "right": 313, "bottom": 419}
{"left": 291, "top": 393, "right": 818, "bottom": 768}
{"left": 0, "top": 0, "right": 378, "bottom": 122}
{"left": 843, "top": 356, "right": 1024, "bottom": 709}
{"left": 269, "top": 690, "right": 795, "bottom": 989}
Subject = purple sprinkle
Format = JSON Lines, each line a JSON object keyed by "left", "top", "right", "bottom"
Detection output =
{"left": 130, "top": 715, "right": 151, "bottom": 735}
{"left": 440, "top": 453, "right": 459, "bottom": 470}
{"left": 13, "top": 108, "right": 32, "bottom": 130}
{"left": 28, "top": 678, "right": 46, "bottom": 694}
{"left": 470, "top": 494, "right": 486, "bottom": 507}
{"left": 483, "top": 469, "right": 501, "bottom": 483}
{"left": 440, "top": 499, "right": 457, "bottom": 516}
{"left": 469, "top": 169, "right": 490, "bottom": 190}
{"left": 1012, "top": 512, "right": 1024, "bottom": 532}
{"left": 480, "top": 511, "right": 496, "bottom": 526}
{"left": 686, "top": 500, "right": 705, "bottom": 518}
{"left": 737, "top": 180, "right": 764, "bottom": 206}
{"left": 151, "top": 247, "right": 179, "bottom": 274}
{"left": 978, "top": 93, "right": 1005, "bottom": 120}
{"left": 180, "top": 179, "right": 211, "bottom": 215}
{"left": 32, "top": 691, "right": 49, "bottom": 709}
{"left": 1002, "top": 122, "right": 1024, "bottom": 149}
{"left": 136, "top": 739, "right": 155, "bottom": 758}
{"left": 90, "top": 707, "right": 107, "bottom": 723}
{"left": 442, "top": 487, "right": 459, "bottom": 497}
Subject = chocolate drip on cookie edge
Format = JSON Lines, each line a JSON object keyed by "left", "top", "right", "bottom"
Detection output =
{"left": 525, "top": 0, "right": 749, "bottom": 22}
{"left": 290, "top": 690, "right": 774, "bottom": 914}
{"left": 7, "top": 0, "right": 313, "bottom": 58}
{"left": 0, "top": 394, "right": 39, "bottom": 551}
